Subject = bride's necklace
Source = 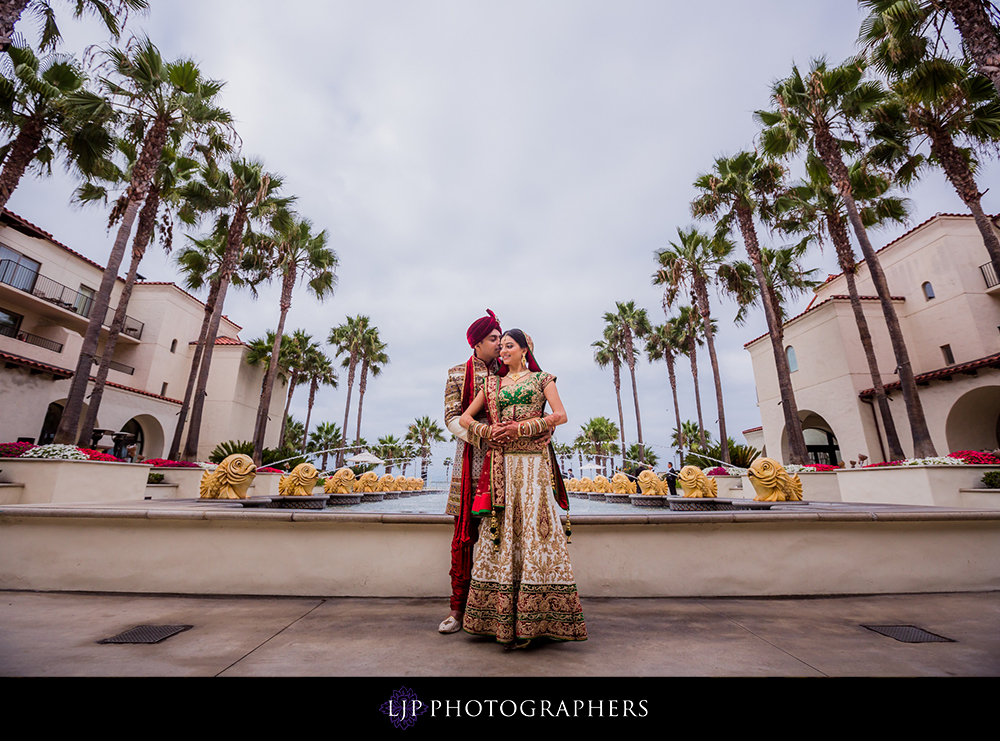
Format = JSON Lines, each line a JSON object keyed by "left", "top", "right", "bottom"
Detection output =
{"left": 507, "top": 366, "right": 528, "bottom": 381}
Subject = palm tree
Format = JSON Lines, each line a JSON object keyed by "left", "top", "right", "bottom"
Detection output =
{"left": 654, "top": 227, "right": 734, "bottom": 463}
{"left": 574, "top": 417, "right": 619, "bottom": 476}
{"left": 691, "top": 150, "right": 810, "bottom": 464}
{"left": 672, "top": 420, "right": 709, "bottom": 452}
{"left": 307, "top": 421, "right": 341, "bottom": 471}
{"left": 245, "top": 330, "right": 291, "bottom": 397}
{"left": 775, "top": 153, "right": 909, "bottom": 461}
{"left": 757, "top": 56, "right": 937, "bottom": 457}
{"left": 406, "top": 416, "right": 445, "bottom": 482}
{"left": 0, "top": 41, "right": 113, "bottom": 212}
{"left": 603, "top": 301, "right": 651, "bottom": 462}
{"left": 180, "top": 156, "right": 291, "bottom": 460}
{"left": 76, "top": 132, "right": 211, "bottom": 446}
{"left": 670, "top": 306, "right": 709, "bottom": 452}
{"left": 54, "top": 38, "right": 230, "bottom": 445}
{"left": 626, "top": 443, "right": 659, "bottom": 469}
{"left": 592, "top": 326, "right": 627, "bottom": 466}
{"left": 282, "top": 415, "right": 305, "bottom": 453}
{"left": 250, "top": 216, "right": 338, "bottom": 464}
{"left": 277, "top": 329, "right": 316, "bottom": 448}
{"left": 0, "top": 0, "right": 148, "bottom": 52}
{"left": 866, "top": 51, "right": 1000, "bottom": 279}
{"left": 645, "top": 322, "right": 685, "bottom": 459}
{"left": 859, "top": 0, "right": 1000, "bottom": 99}
{"left": 299, "top": 347, "right": 337, "bottom": 455}
{"left": 373, "top": 434, "right": 405, "bottom": 475}
{"left": 354, "top": 332, "right": 388, "bottom": 453}
{"left": 329, "top": 314, "right": 375, "bottom": 467}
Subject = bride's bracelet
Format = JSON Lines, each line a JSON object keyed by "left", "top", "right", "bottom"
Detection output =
{"left": 516, "top": 417, "right": 549, "bottom": 438}
{"left": 468, "top": 421, "right": 491, "bottom": 440}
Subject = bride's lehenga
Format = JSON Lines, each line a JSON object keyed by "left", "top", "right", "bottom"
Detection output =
{"left": 462, "top": 371, "right": 587, "bottom": 644}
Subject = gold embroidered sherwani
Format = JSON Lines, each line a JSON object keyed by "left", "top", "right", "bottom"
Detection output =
{"left": 444, "top": 356, "right": 493, "bottom": 516}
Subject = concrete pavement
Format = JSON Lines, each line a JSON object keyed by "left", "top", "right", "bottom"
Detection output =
{"left": 1, "top": 589, "right": 998, "bottom": 676}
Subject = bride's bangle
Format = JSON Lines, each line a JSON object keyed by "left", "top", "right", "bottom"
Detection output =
{"left": 516, "top": 418, "right": 548, "bottom": 437}
{"left": 469, "top": 421, "right": 491, "bottom": 440}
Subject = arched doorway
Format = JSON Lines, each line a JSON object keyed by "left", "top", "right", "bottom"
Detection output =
{"left": 120, "top": 415, "right": 165, "bottom": 460}
{"left": 946, "top": 386, "right": 1000, "bottom": 452}
{"left": 37, "top": 399, "right": 92, "bottom": 445}
{"left": 780, "top": 411, "right": 843, "bottom": 465}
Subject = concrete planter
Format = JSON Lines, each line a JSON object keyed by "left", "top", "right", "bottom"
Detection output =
{"left": 798, "top": 471, "right": 842, "bottom": 502}
{"left": 251, "top": 472, "right": 282, "bottom": 499}
{"left": 711, "top": 475, "right": 744, "bottom": 497}
{"left": 835, "top": 465, "right": 1000, "bottom": 507}
{"left": 0, "top": 458, "right": 152, "bottom": 504}
{"left": 150, "top": 466, "right": 207, "bottom": 500}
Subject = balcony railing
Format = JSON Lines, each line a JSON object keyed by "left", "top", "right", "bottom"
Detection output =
{"left": 0, "top": 322, "right": 64, "bottom": 353}
{"left": 982, "top": 261, "right": 999, "bottom": 290}
{"left": 92, "top": 355, "right": 135, "bottom": 376}
{"left": 0, "top": 259, "right": 144, "bottom": 340}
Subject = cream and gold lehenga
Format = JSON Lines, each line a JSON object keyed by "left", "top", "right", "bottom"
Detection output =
{"left": 462, "top": 371, "right": 587, "bottom": 644}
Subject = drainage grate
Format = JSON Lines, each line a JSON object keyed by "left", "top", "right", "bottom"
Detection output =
{"left": 98, "top": 625, "right": 193, "bottom": 644}
{"left": 862, "top": 625, "right": 954, "bottom": 643}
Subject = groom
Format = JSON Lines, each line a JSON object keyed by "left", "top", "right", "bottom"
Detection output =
{"left": 438, "top": 309, "right": 502, "bottom": 634}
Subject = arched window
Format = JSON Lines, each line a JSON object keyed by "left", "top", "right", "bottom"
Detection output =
{"left": 169, "top": 339, "right": 177, "bottom": 353}
{"left": 786, "top": 345, "right": 798, "bottom": 372}
{"left": 922, "top": 282, "right": 935, "bottom": 300}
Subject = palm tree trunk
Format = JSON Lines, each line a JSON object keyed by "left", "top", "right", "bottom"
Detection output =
{"left": 252, "top": 265, "right": 295, "bottom": 464}
{"left": 830, "top": 218, "right": 905, "bottom": 462}
{"left": 735, "top": 204, "right": 809, "bottom": 464}
{"left": 355, "top": 358, "right": 369, "bottom": 452}
{"left": 924, "top": 120, "right": 1000, "bottom": 280}
{"left": 946, "top": 0, "right": 1000, "bottom": 97}
{"left": 183, "top": 204, "right": 247, "bottom": 460}
{"left": 337, "top": 359, "right": 357, "bottom": 467}
{"left": 279, "top": 372, "right": 299, "bottom": 448}
{"left": 301, "top": 379, "right": 317, "bottom": 455}
{"left": 622, "top": 333, "right": 644, "bottom": 463}
{"left": 0, "top": 113, "right": 43, "bottom": 211}
{"left": 815, "top": 126, "right": 936, "bottom": 458}
{"left": 665, "top": 351, "right": 683, "bottom": 461}
{"left": 54, "top": 117, "right": 168, "bottom": 445}
{"left": 612, "top": 361, "right": 626, "bottom": 467}
{"left": 168, "top": 277, "right": 220, "bottom": 460}
{"left": 0, "top": 1, "right": 29, "bottom": 47}
{"left": 687, "top": 335, "right": 707, "bottom": 451}
{"left": 77, "top": 183, "right": 159, "bottom": 446}
{"left": 694, "top": 277, "right": 729, "bottom": 463}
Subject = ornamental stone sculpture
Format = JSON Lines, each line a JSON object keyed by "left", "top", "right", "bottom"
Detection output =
{"left": 577, "top": 476, "right": 594, "bottom": 492}
{"left": 199, "top": 454, "right": 257, "bottom": 499}
{"left": 611, "top": 472, "right": 636, "bottom": 494}
{"left": 593, "top": 475, "right": 612, "bottom": 493}
{"left": 637, "top": 470, "right": 665, "bottom": 495}
{"left": 324, "top": 467, "right": 356, "bottom": 494}
{"left": 356, "top": 471, "right": 379, "bottom": 492}
{"left": 376, "top": 474, "right": 396, "bottom": 492}
{"left": 279, "top": 462, "right": 320, "bottom": 496}
{"left": 678, "top": 465, "right": 718, "bottom": 498}
{"left": 747, "top": 457, "right": 803, "bottom": 502}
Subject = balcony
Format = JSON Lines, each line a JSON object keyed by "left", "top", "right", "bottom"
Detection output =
{"left": 0, "top": 259, "right": 144, "bottom": 340}
{"left": 0, "top": 322, "right": 64, "bottom": 353}
{"left": 92, "top": 355, "right": 135, "bottom": 376}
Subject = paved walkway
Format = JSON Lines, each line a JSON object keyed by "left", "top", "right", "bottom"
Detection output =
{"left": 1, "top": 589, "right": 998, "bottom": 676}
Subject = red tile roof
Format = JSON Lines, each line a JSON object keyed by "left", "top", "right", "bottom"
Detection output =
{"left": 742, "top": 426, "right": 763, "bottom": 434}
{"left": 188, "top": 336, "right": 244, "bottom": 346}
{"left": 1, "top": 209, "right": 123, "bottom": 279}
{"left": 859, "top": 352, "right": 1000, "bottom": 397}
{"left": 0, "top": 350, "right": 74, "bottom": 378}
{"left": 95, "top": 378, "right": 183, "bottom": 405}
{"left": 743, "top": 295, "right": 904, "bottom": 348}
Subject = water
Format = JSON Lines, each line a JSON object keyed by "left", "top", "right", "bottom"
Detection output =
{"left": 328, "top": 489, "right": 648, "bottom": 515}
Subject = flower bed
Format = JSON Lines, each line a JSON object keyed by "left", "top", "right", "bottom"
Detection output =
{"left": 0, "top": 442, "right": 36, "bottom": 458}
{"left": 145, "top": 458, "right": 202, "bottom": 468}
{"left": 0, "top": 457, "right": 151, "bottom": 504}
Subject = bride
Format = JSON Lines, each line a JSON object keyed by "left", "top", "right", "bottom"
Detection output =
{"left": 459, "top": 329, "right": 587, "bottom": 648}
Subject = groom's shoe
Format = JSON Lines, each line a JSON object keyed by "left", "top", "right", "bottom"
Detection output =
{"left": 438, "top": 615, "right": 462, "bottom": 633}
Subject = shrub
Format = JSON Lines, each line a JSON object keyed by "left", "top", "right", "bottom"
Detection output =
{"left": 706, "top": 467, "right": 729, "bottom": 476}
{"left": 145, "top": 458, "right": 202, "bottom": 468}
{"left": 147, "top": 472, "right": 165, "bottom": 484}
{"left": 982, "top": 471, "right": 1000, "bottom": 489}
{"left": 0, "top": 442, "right": 36, "bottom": 458}
{"left": 20, "top": 444, "right": 88, "bottom": 460}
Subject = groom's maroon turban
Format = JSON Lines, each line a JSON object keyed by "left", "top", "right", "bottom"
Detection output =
{"left": 466, "top": 309, "right": 501, "bottom": 348}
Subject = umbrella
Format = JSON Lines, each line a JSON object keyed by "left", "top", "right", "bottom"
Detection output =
{"left": 345, "top": 451, "right": 384, "bottom": 465}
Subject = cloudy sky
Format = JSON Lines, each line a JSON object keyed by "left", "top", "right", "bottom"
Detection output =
{"left": 7, "top": 1, "right": 997, "bottom": 473}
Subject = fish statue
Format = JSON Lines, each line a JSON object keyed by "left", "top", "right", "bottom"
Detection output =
{"left": 637, "top": 470, "right": 665, "bottom": 496}
{"left": 747, "top": 457, "right": 803, "bottom": 502}
{"left": 376, "top": 474, "right": 396, "bottom": 492}
{"left": 356, "top": 471, "right": 379, "bottom": 492}
{"left": 324, "top": 467, "right": 356, "bottom": 494}
{"left": 678, "top": 466, "right": 718, "bottom": 498}
{"left": 199, "top": 454, "right": 257, "bottom": 499}
{"left": 593, "top": 475, "right": 612, "bottom": 493}
{"left": 577, "top": 477, "right": 594, "bottom": 492}
{"left": 565, "top": 478, "right": 579, "bottom": 492}
{"left": 413, "top": 478, "right": 424, "bottom": 490}
{"left": 279, "top": 463, "right": 319, "bottom": 496}
{"left": 611, "top": 472, "right": 636, "bottom": 494}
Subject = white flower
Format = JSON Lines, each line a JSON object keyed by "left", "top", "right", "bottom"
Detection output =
{"left": 21, "top": 444, "right": 88, "bottom": 460}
